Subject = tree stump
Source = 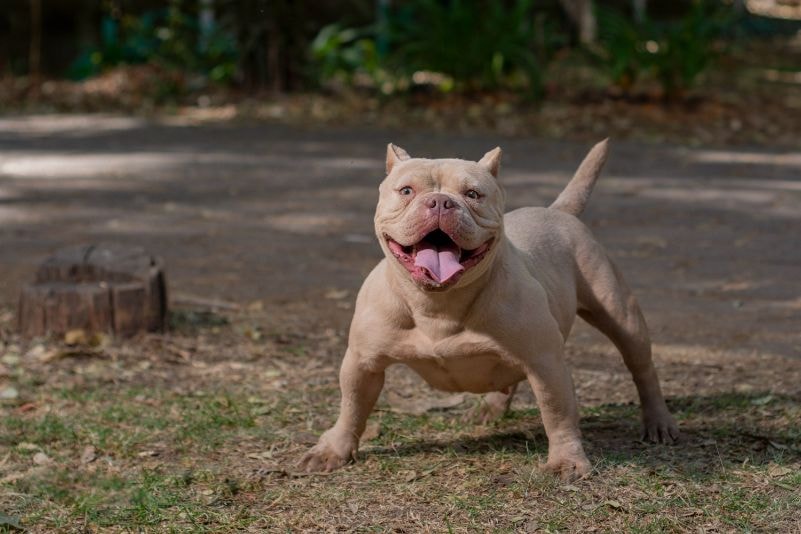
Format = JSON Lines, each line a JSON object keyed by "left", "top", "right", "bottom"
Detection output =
{"left": 18, "top": 244, "right": 167, "bottom": 338}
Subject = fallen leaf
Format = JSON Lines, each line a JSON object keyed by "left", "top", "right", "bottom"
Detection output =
{"left": 251, "top": 404, "right": 271, "bottom": 416}
{"left": 767, "top": 464, "right": 793, "bottom": 478}
{"left": 294, "top": 432, "right": 319, "bottom": 446}
{"left": 0, "top": 472, "right": 26, "bottom": 484}
{"left": 324, "top": 289, "right": 349, "bottom": 300}
{"left": 246, "top": 450, "right": 274, "bottom": 461}
{"left": 1, "top": 353, "right": 20, "bottom": 365}
{"left": 604, "top": 500, "right": 623, "bottom": 510}
{"left": 0, "top": 387, "right": 19, "bottom": 400}
{"left": 343, "top": 233, "right": 372, "bottom": 243}
{"left": 247, "top": 300, "right": 264, "bottom": 312}
{"left": 523, "top": 520, "right": 540, "bottom": 533}
{"left": 24, "top": 344, "right": 47, "bottom": 359}
{"left": 244, "top": 327, "right": 262, "bottom": 341}
{"left": 32, "top": 452, "right": 51, "bottom": 465}
{"left": 88, "top": 332, "right": 108, "bottom": 348}
{"left": 81, "top": 445, "right": 97, "bottom": 464}
{"left": 751, "top": 395, "right": 774, "bottom": 406}
{"left": 64, "top": 329, "right": 89, "bottom": 345}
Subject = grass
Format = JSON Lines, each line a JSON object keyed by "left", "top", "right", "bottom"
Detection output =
{"left": 1, "top": 312, "right": 800, "bottom": 532}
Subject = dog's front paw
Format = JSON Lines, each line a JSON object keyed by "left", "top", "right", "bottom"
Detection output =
{"left": 298, "top": 436, "right": 355, "bottom": 473}
{"left": 541, "top": 442, "right": 592, "bottom": 482}
{"left": 642, "top": 407, "right": 680, "bottom": 444}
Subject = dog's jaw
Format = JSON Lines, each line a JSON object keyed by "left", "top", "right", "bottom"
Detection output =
{"left": 384, "top": 230, "right": 495, "bottom": 291}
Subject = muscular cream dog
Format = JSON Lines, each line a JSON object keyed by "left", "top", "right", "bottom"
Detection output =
{"left": 300, "top": 140, "right": 679, "bottom": 480}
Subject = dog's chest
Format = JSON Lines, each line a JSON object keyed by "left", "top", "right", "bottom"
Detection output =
{"left": 390, "top": 326, "right": 525, "bottom": 394}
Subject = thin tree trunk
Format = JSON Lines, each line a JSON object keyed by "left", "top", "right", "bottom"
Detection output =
{"left": 376, "top": 0, "right": 390, "bottom": 57}
{"left": 633, "top": 0, "right": 647, "bottom": 22}
{"left": 198, "top": 0, "right": 215, "bottom": 53}
{"left": 266, "top": 19, "right": 282, "bottom": 93}
{"left": 29, "top": 0, "right": 42, "bottom": 78}
{"left": 559, "top": 0, "right": 596, "bottom": 45}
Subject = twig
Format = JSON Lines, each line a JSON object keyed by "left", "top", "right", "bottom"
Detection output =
{"left": 171, "top": 293, "right": 241, "bottom": 311}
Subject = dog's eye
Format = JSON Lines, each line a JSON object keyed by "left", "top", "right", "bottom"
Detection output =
{"left": 399, "top": 186, "right": 414, "bottom": 196}
{"left": 465, "top": 189, "right": 481, "bottom": 200}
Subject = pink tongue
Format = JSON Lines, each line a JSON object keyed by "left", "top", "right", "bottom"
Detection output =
{"left": 414, "top": 242, "right": 464, "bottom": 283}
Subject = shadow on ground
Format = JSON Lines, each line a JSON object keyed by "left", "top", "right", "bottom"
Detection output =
{"left": 349, "top": 392, "right": 801, "bottom": 482}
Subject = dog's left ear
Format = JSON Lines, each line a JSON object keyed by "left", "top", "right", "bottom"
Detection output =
{"left": 386, "top": 143, "right": 411, "bottom": 174}
{"left": 478, "top": 147, "right": 502, "bottom": 178}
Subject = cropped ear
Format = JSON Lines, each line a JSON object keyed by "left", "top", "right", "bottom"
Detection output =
{"left": 386, "top": 143, "right": 411, "bottom": 174}
{"left": 478, "top": 147, "right": 502, "bottom": 178}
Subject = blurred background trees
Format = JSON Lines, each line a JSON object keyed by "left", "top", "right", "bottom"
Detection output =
{"left": 0, "top": 0, "right": 799, "bottom": 106}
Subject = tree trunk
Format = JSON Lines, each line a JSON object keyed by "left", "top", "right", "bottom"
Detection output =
{"left": 29, "top": 0, "right": 42, "bottom": 78}
{"left": 559, "top": 0, "right": 597, "bottom": 45}
{"left": 633, "top": 0, "right": 647, "bottom": 22}
{"left": 18, "top": 244, "right": 168, "bottom": 338}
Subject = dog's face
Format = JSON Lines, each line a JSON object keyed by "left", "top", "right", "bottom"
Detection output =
{"left": 375, "top": 144, "right": 506, "bottom": 291}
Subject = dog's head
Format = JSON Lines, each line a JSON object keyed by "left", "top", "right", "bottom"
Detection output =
{"left": 375, "top": 144, "right": 505, "bottom": 291}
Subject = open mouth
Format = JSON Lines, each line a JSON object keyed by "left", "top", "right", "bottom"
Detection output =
{"left": 386, "top": 229, "right": 492, "bottom": 287}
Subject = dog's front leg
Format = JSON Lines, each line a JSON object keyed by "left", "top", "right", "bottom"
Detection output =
{"left": 524, "top": 345, "right": 591, "bottom": 482}
{"left": 299, "top": 349, "right": 385, "bottom": 472}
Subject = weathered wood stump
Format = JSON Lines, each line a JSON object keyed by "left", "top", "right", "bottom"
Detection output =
{"left": 18, "top": 244, "right": 167, "bottom": 338}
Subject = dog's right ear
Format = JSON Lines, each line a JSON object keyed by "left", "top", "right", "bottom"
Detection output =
{"left": 386, "top": 143, "right": 411, "bottom": 174}
{"left": 478, "top": 147, "right": 502, "bottom": 179}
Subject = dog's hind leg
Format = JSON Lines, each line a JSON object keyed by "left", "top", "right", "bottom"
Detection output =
{"left": 466, "top": 383, "right": 518, "bottom": 425}
{"left": 576, "top": 253, "right": 679, "bottom": 443}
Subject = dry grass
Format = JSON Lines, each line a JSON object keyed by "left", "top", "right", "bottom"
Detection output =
{"left": 1, "top": 306, "right": 800, "bottom": 533}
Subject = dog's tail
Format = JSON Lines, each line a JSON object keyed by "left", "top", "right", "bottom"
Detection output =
{"left": 549, "top": 138, "right": 609, "bottom": 217}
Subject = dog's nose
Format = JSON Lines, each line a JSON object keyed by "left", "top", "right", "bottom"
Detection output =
{"left": 425, "top": 194, "right": 455, "bottom": 211}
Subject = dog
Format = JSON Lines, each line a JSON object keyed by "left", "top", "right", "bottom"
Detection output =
{"left": 299, "top": 140, "right": 678, "bottom": 480}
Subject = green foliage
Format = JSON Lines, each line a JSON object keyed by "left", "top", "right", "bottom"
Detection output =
{"left": 69, "top": 3, "right": 238, "bottom": 84}
{"left": 594, "top": 8, "right": 646, "bottom": 92}
{"left": 310, "top": 24, "right": 381, "bottom": 86}
{"left": 388, "top": 0, "right": 564, "bottom": 96}
{"left": 647, "top": 2, "right": 730, "bottom": 98}
{"left": 309, "top": 0, "right": 564, "bottom": 97}
{"left": 593, "top": 2, "right": 729, "bottom": 98}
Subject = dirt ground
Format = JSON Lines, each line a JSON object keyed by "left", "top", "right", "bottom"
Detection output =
{"left": 0, "top": 114, "right": 799, "bottom": 531}
{"left": 1, "top": 113, "right": 799, "bottom": 356}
